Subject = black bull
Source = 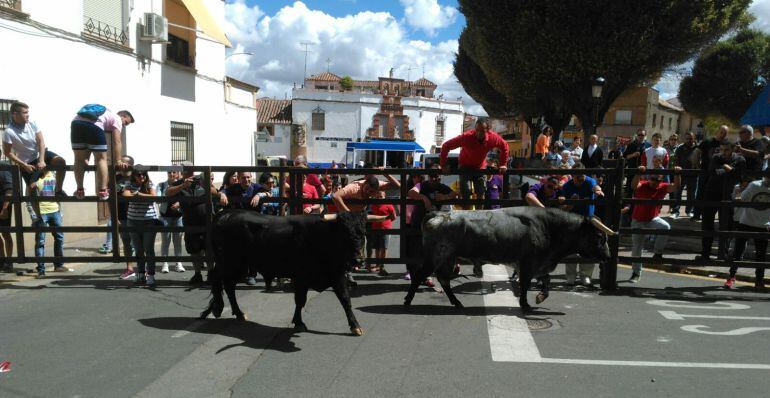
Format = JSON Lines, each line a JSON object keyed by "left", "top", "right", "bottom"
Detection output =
{"left": 200, "top": 209, "right": 386, "bottom": 336}
{"left": 404, "top": 207, "right": 617, "bottom": 312}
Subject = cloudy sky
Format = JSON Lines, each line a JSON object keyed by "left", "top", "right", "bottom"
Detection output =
{"left": 224, "top": 0, "right": 770, "bottom": 116}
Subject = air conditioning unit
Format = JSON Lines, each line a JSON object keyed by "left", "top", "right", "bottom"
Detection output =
{"left": 140, "top": 13, "right": 168, "bottom": 42}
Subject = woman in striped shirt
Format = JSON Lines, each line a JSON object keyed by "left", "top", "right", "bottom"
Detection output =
{"left": 123, "top": 169, "right": 159, "bottom": 287}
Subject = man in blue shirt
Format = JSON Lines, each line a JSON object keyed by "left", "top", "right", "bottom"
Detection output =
{"left": 224, "top": 172, "right": 264, "bottom": 211}
{"left": 561, "top": 162, "right": 604, "bottom": 286}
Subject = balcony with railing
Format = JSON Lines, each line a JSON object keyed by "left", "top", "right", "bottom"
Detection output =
{"left": 82, "top": 16, "right": 129, "bottom": 48}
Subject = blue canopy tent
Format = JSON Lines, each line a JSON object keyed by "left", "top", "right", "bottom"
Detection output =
{"left": 345, "top": 140, "right": 426, "bottom": 168}
{"left": 740, "top": 85, "right": 770, "bottom": 127}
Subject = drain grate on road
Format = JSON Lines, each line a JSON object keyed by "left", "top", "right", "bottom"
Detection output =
{"left": 526, "top": 319, "right": 558, "bottom": 331}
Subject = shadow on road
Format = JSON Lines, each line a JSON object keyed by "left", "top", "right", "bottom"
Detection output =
{"left": 601, "top": 285, "right": 770, "bottom": 303}
{"left": 356, "top": 304, "right": 565, "bottom": 317}
{"left": 139, "top": 317, "right": 303, "bottom": 354}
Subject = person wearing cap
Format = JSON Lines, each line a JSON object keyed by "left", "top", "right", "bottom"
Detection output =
{"left": 736, "top": 125, "right": 764, "bottom": 172}
{"left": 696, "top": 139, "right": 745, "bottom": 262}
{"left": 165, "top": 160, "right": 228, "bottom": 285}
{"left": 525, "top": 175, "right": 564, "bottom": 208}
{"left": 628, "top": 165, "right": 682, "bottom": 283}
{"left": 439, "top": 118, "right": 508, "bottom": 206}
{"left": 534, "top": 125, "right": 553, "bottom": 160}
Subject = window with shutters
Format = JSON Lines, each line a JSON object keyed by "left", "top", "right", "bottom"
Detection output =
{"left": 82, "top": 0, "right": 128, "bottom": 47}
{"left": 311, "top": 108, "right": 325, "bottom": 131}
{"left": 166, "top": 0, "right": 196, "bottom": 68}
{"left": 435, "top": 119, "right": 445, "bottom": 145}
{"left": 170, "top": 122, "right": 194, "bottom": 163}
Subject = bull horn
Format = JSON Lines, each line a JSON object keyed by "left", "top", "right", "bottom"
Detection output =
{"left": 323, "top": 214, "right": 338, "bottom": 222}
{"left": 366, "top": 215, "right": 388, "bottom": 222}
{"left": 590, "top": 217, "right": 617, "bottom": 236}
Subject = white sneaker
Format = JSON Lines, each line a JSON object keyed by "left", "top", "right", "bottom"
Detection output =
{"left": 146, "top": 274, "right": 156, "bottom": 287}
{"left": 175, "top": 262, "right": 186, "bottom": 272}
{"left": 581, "top": 276, "right": 592, "bottom": 286}
{"left": 161, "top": 262, "right": 170, "bottom": 273}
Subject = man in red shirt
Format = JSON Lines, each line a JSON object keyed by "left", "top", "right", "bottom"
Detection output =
{"left": 629, "top": 165, "right": 681, "bottom": 283}
{"left": 439, "top": 118, "right": 509, "bottom": 203}
{"left": 367, "top": 191, "right": 396, "bottom": 276}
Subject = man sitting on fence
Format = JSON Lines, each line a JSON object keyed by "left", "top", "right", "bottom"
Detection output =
{"left": 3, "top": 101, "right": 67, "bottom": 221}
{"left": 70, "top": 104, "right": 134, "bottom": 200}
{"left": 628, "top": 165, "right": 682, "bottom": 283}
{"left": 439, "top": 118, "right": 508, "bottom": 208}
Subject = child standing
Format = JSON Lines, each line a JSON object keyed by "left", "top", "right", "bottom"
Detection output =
{"left": 33, "top": 171, "right": 69, "bottom": 277}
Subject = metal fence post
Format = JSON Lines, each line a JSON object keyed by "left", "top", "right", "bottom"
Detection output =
{"left": 601, "top": 158, "right": 624, "bottom": 290}
{"left": 203, "top": 168, "right": 214, "bottom": 264}
{"left": 288, "top": 167, "right": 297, "bottom": 215}
{"left": 399, "top": 171, "right": 408, "bottom": 264}
{"left": 109, "top": 164, "right": 120, "bottom": 263}
{"left": 10, "top": 165, "right": 25, "bottom": 263}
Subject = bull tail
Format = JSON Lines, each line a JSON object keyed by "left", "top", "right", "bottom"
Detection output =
{"left": 200, "top": 266, "right": 225, "bottom": 319}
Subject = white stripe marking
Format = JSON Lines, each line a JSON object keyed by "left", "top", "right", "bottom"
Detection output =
{"left": 482, "top": 264, "right": 770, "bottom": 369}
{"left": 482, "top": 264, "right": 543, "bottom": 362}
{"left": 171, "top": 307, "right": 230, "bottom": 338}
{"left": 659, "top": 310, "right": 770, "bottom": 321}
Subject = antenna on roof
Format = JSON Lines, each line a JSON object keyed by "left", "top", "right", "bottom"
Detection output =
{"left": 422, "top": 65, "right": 426, "bottom": 78}
{"left": 326, "top": 58, "right": 332, "bottom": 73}
{"left": 299, "top": 41, "right": 314, "bottom": 81}
{"left": 406, "top": 66, "right": 418, "bottom": 82}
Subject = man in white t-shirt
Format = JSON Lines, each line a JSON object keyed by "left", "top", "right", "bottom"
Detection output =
{"left": 2, "top": 101, "right": 67, "bottom": 195}
{"left": 641, "top": 132, "right": 669, "bottom": 170}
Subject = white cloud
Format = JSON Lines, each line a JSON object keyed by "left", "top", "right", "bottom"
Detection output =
{"left": 224, "top": 0, "right": 481, "bottom": 114}
{"left": 400, "top": 0, "right": 458, "bottom": 36}
{"left": 750, "top": 0, "right": 770, "bottom": 33}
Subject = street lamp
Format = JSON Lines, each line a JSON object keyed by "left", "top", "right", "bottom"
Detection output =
{"left": 590, "top": 77, "right": 605, "bottom": 139}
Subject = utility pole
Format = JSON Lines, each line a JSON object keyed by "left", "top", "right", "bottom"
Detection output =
{"left": 299, "top": 41, "right": 314, "bottom": 83}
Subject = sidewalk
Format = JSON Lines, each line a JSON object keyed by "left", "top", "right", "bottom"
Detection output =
{"left": 618, "top": 211, "right": 767, "bottom": 286}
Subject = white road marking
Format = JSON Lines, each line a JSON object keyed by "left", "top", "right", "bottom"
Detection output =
{"left": 647, "top": 300, "right": 751, "bottom": 310}
{"left": 482, "top": 264, "right": 542, "bottom": 362}
{"left": 680, "top": 325, "right": 770, "bottom": 336}
{"left": 482, "top": 264, "right": 770, "bottom": 369}
{"left": 538, "top": 358, "right": 770, "bottom": 369}
{"left": 659, "top": 310, "right": 770, "bottom": 321}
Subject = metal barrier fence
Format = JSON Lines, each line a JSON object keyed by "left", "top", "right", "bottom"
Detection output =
{"left": 2, "top": 160, "right": 768, "bottom": 289}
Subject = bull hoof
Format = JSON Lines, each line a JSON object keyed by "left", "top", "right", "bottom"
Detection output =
{"left": 351, "top": 327, "right": 364, "bottom": 336}
{"left": 452, "top": 301, "right": 465, "bottom": 309}
{"left": 520, "top": 304, "right": 533, "bottom": 313}
{"left": 235, "top": 313, "right": 247, "bottom": 321}
{"left": 294, "top": 322, "right": 308, "bottom": 332}
{"left": 535, "top": 292, "right": 548, "bottom": 304}
{"left": 198, "top": 310, "right": 210, "bottom": 320}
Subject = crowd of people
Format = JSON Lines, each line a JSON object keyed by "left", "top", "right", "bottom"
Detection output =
{"left": 1, "top": 101, "right": 768, "bottom": 291}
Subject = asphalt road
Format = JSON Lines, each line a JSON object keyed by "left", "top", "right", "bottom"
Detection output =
{"left": 1, "top": 259, "right": 769, "bottom": 398}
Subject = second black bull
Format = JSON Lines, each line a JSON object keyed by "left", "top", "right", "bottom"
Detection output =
{"left": 405, "top": 207, "right": 618, "bottom": 312}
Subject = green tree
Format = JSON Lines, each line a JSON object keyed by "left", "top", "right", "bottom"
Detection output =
{"left": 456, "top": 0, "right": 750, "bottom": 143}
{"left": 340, "top": 75, "right": 354, "bottom": 91}
{"left": 679, "top": 29, "right": 770, "bottom": 123}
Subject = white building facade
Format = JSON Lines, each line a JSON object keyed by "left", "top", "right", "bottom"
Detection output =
{"left": 0, "top": 0, "right": 257, "bottom": 231}
{"left": 291, "top": 84, "right": 464, "bottom": 165}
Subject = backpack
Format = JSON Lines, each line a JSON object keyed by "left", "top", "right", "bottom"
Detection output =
{"left": 77, "top": 104, "right": 106, "bottom": 121}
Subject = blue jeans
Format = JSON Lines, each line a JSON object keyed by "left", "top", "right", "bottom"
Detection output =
{"left": 103, "top": 218, "right": 113, "bottom": 249}
{"left": 160, "top": 217, "right": 183, "bottom": 257}
{"left": 35, "top": 211, "right": 64, "bottom": 273}
{"left": 127, "top": 219, "right": 158, "bottom": 275}
{"left": 671, "top": 176, "right": 697, "bottom": 215}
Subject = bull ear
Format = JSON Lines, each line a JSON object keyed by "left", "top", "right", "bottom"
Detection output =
{"left": 590, "top": 216, "right": 617, "bottom": 236}
{"left": 323, "top": 214, "right": 338, "bottom": 222}
{"left": 366, "top": 215, "right": 388, "bottom": 223}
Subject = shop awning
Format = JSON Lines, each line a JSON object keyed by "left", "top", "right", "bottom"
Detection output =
{"left": 180, "top": 0, "right": 232, "bottom": 47}
{"left": 741, "top": 85, "right": 770, "bottom": 126}
{"left": 346, "top": 140, "right": 426, "bottom": 152}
